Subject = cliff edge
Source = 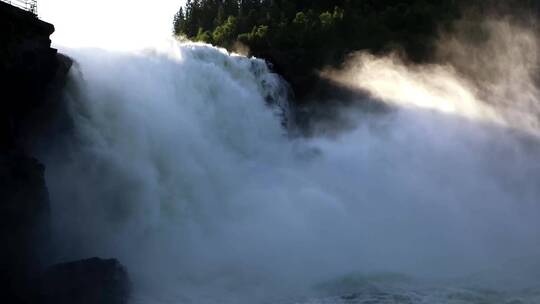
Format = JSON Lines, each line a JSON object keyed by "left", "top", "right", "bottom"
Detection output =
{"left": 0, "top": 2, "right": 67, "bottom": 303}
{"left": 0, "top": 1, "right": 72, "bottom": 150}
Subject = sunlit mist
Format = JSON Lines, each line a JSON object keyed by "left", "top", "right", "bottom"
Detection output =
{"left": 324, "top": 19, "right": 540, "bottom": 135}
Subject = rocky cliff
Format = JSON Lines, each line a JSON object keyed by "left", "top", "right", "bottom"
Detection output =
{"left": 0, "top": 1, "right": 71, "bottom": 150}
{"left": 0, "top": 3, "right": 59, "bottom": 302}
{"left": 0, "top": 3, "right": 130, "bottom": 304}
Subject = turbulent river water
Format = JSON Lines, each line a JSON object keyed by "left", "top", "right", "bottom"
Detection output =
{"left": 38, "top": 21, "right": 540, "bottom": 304}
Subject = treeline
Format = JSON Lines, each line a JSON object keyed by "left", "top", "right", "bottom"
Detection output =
{"left": 172, "top": 0, "right": 538, "bottom": 98}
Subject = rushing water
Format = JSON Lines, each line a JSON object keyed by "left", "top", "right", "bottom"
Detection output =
{"left": 38, "top": 21, "right": 540, "bottom": 304}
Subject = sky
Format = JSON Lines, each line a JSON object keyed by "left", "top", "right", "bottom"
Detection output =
{"left": 39, "top": 0, "right": 186, "bottom": 49}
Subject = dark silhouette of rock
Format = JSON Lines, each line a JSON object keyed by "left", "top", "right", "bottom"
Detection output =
{"left": 0, "top": 2, "right": 72, "bottom": 302}
{"left": 39, "top": 258, "right": 130, "bottom": 304}
{"left": 0, "top": 0, "right": 71, "bottom": 151}
{"left": 0, "top": 152, "right": 50, "bottom": 303}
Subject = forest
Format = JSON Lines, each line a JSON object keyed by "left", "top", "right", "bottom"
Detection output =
{"left": 173, "top": 0, "right": 540, "bottom": 99}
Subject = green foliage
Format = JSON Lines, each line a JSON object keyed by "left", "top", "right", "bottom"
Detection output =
{"left": 212, "top": 16, "right": 237, "bottom": 47}
{"left": 293, "top": 12, "right": 307, "bottom": 26}
{"left": 195, "top": 28, "right": 213, "bottom": 43}
{"left": 172, "top": 0, "right": 470, "bottom": 97}
{"left": 238, "top": 24, "right": 269, "bottom": 48}
{"left": 319, "top": 11, "right": 334, "bottom": 29}
{"left": 172, "top": 7, "right": 185, "bottom": 36}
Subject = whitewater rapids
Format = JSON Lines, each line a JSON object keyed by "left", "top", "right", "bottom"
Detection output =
{"left": 38, "top": 33, "right": 540, "bottom": 304}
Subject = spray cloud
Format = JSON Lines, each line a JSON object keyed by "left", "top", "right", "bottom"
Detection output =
{"left": 38, "top": 16, "right": 540, "bottom": 304}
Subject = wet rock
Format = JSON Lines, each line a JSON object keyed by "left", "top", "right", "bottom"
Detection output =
{"left": 39, "top": 258, "right": 130, "bottom": 304}
{"left": 0, "top": 153, "right": 50, "bottom": 303}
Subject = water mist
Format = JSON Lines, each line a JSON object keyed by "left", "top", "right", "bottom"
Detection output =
{"left": 38, "top": 19, "right": 540, "bottom": 304}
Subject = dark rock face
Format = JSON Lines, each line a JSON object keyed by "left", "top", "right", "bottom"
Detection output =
{"left": 0, "top": 3, "right": 57, "bottom": 301}
{"left": 39, "top": 258, "right": 131, "bottom": 304}
{"left": 0, "top": 2, "right": 74, "bottom": 302}
{"left": 0, "top": 4, "right": 131, "bottom": 304}
{"left": 0, "top": 153, "right": 50, "bottom": 303}
{"left": 0, "top": 1, "right": 71, "bottom": 150}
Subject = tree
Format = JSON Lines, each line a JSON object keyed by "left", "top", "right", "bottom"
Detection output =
{"left": 215, "top": 4, "right": 226, "bottom": 27}
{"left": 171, "top": 0, "right": 471, "bottom": 99}
{"left": 173, "top": 7, "right": 186, "bottom": 35}
{"left": 212, "top": 16, "right": 238, "bottom": 46}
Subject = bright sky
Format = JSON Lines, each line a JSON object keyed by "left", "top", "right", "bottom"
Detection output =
{"left": 39, "top": 0, "right": 186, "bottom": 49}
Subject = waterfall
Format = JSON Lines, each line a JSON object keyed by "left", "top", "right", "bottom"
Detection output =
{"left": 38, "top": 32, "right": 540, "bottom": 303}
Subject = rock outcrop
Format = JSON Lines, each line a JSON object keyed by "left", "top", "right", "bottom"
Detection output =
{"left": 0, "top": 2, "right": 72, "bottom": 302}
{"left": 0, "top": 4, "right": 133, "bottom": 303}
{"left": 0, "top": 1, "right": 71, "bottom": 150}
{"left": 39, "top": 258, "right": 131, "bottom": 304}
{"left": 0, "top": 153, "right": 50, "bottom": 303}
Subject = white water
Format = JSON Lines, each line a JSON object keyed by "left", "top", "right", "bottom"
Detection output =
{"left": 39, "top": 22, "right": 540, "bottom": 304}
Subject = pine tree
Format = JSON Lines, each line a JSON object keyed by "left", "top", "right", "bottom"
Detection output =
{"left": 215, "top": 5, "right": 226, "bottom": 27}
{"left": 173, "top": 7, "right": 186, "bottom": 35}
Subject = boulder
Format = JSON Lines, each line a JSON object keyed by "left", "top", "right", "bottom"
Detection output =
{"left": 39, "top": 258, "right": 130, "bottom": 304}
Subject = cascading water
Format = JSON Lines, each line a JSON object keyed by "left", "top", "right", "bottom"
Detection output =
{"left": 37, "top": 21, "right": 540, "bottom": 304}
